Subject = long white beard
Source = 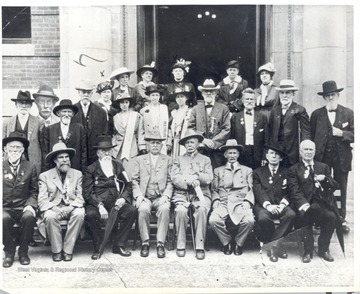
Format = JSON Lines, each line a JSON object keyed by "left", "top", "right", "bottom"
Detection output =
{"left": 100, "top": 156, "right": 113, "bottom": 177}
{"left": 8, "top": 152, "right": 22, "bottom": 163}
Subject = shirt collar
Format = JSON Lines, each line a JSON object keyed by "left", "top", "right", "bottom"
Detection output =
{"left": 302, "top": 159, "right": 314, "bottom": 167}
{"left": 223, "top": 75, "right": 242, "bottom": 84}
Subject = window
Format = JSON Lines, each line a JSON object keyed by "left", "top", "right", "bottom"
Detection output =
{"left": 2, "top": 7, "right": 31, "bottom": 43}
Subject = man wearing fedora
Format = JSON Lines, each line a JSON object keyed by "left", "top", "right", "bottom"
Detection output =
{"left": 3, "top": 90, "right": 43, "bottom": 175}
{"left": 171, "top": 129, "right": 213, "bottom": 260}
{"left": 83, "top": 135, "right": 137, "bottom": 260}
{"left": 33, "top": 84, "right": 60, "bottom": 128}
{"left": 72, "top": 80, "right": 108, "bottom": 165}
{"left": 253, "top": 145, "right": 296, "bottom": 262}
{"left": 310, "top": 80, "right": 354, "bottom": 233}
{"left": 188, "top": 79, "right": 231, "bottom": 169}
{"left": 109, "top": 67, "right": 135, "bottom": 102}
{"left": 41, "top": 99, "right": 87, "bottom": 172}
{"left": 268, "top": 79, "right": 311, "bottom": 167}
{"left": 38, "top": 142, "right": 85, "bottom": 262}
{"left": 3, "top": 132, "right": 38, "bottom": 268}
{"left": 230, "top": 88, "right": 268, "bottom": 170}
{"left": 131, "top": 132, "right": 173, "bottom": 258}
{"left": 209, "top": 139, "right": 255, "bottom": 256}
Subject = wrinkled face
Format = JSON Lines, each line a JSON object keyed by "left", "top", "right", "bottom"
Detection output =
{"left": 119, "top": 99, "right": 130, "bottom": 111}
{"left": 96, "top": 148, "right": 112, "bottom": 161}
{"left": 35, "top": 96, "right": 55, "bottom": 119}
{"left": 202, "top": 89, "right": 216, "bottom": 104}
{"left": 224, "top": 149, "right": 240, "bottom": 163}
{"left": 172, "top": 68, "right": 185, "bottom": 81}
{"left": 279, "top": 90, "right": 295, "bottom": 108}
{"left": 100, "top": 89, "right": 112, "bottom": 102}
{"left": 149, "top": 92, "right": 161, "bottom": 105}
{"left": 226, "top": 67, "right": 239, "bottom": 79}
{"left": 266, "top": 149, "right": 282, "bottom": 165}
{"left": 175, "top": 94, "right": 187, "bottom": 107}
{"left": 16, "top": 101, "right": 32, "bottom": 116}
{"left": 54, "top": 152, "right": 71, "bottom": 173}
{"left": 5, "top": 141, "right": 24, "bottom": 163}
{"left": 118, "top": 74, "right": 130, "bottom": 86}
{"left": 243, "top": 93, "right": 256, "bottom": 110}
{"left": 323, "top": 92, "right": 339, "bottom": 108}
{"left": 57, "top": 108, "right": 74, "bottom": 126}
{"left": 300, "top": 141, "right": 316, "bottom": 162}
{"left": 259, "top": 71, "right": 272, "bottom": 85}
{"left": 78, "top": 89, "right": 94, "bottom": 105}
{"left": 147, "top": 140, "right": 162, "bottom": 155}
{"left": 141, "top": 70, "right": 153, "bottom": 83}
{"left": 184, "top": 138, "right": 199, "bottom": 154}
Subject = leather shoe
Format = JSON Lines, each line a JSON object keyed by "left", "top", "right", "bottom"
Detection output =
{"left": 140, "top": 244, "right": 149, "bottom": 257}
{"left": 234, "top": 245, "right": 243, "bottom": 256}
{"left": 52, "top": 252, "right": 62, "bottom": 262}
{"left": 196, "top": 249, "right": 205, "bottom": 260}
{"left": 3, "top": 256, "right": 14, "bottom": 268}
{"left": 113, "top": 246, "right": 132, "bottom": 257}
{"left": 19, "top": 254, "right": 31, "bottom": 265}
{"left": 277, "top": 248, "right": 288, "bottom": 259}
{"left": 157, "top": 244, "right": 166, "bottom": 258}
{"left": 176, "top": 249, "right": 186, "bottom": 257}
{"left": 267, "top": 248, "right": 278, "bottom": 262}
{"left": 62, "top": 252, "right": 73, "bottom": 262}
{"left": 91, "top": 250, "right": 102, "bottom": 260}
{"left": 302, "top": 252, "right": 312, "bottom": 263}
{"left": 223, "top": 243, "right": 232, "bottom": 255}
{"left": 318, "top": 251, "right": 334, "bottom": 262}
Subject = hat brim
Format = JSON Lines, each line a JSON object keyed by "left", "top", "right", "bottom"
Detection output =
{"left": 3, "top": 136, "right": 30, "bottom": 151}
{"left": 144, "top": 89, "right": 164, "bottom": 96}
{"left": 168, "top": 91, "right": 194, "bottom": 101}
{"left": 112, "top": 97, "right": 135, "bottom": 109}
{"left": 93, "top": 143, "right": 117, "bottom": 150}
{"left": 109, "top": 70, "right": 134, "bottom": 81}
{"left": 198, "top": 85, "right": 220, "bottom": 92}
{"left": 33, "top": 93, "right": 60, "bottom": 101}
{"left": 11, "top": 98, "right": 34, "bottom": 103}
{"left": 53, "top": 104, "right": 79, "bottom": 116}
{"left": 45, "top": 148, "right": 76, "bottom": 163}
{"left": 317, "top": 88, "right": 343, "bottom": 96}
{"left": 144, "top": 137, "right": 166, "bottom": 142}
{"left": 275, "top": 86, "right": 299, "bottom": 91}
{"left": 179, "top": 134, "right": 204, "bottom": 146}
{"left": 136, "top": 68, "right": 158, "bottom": 78}
{"left": 264, "top": 144, "right": 287, "bottom": 158}
{"left": 219, "top": 144, "right": 244, "bottom": 152}
{"left": 256, "top": 69, "right": 275, "bottom": 76}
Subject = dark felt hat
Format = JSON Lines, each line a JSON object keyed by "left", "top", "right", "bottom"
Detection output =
{"left": 11, "top": 90, "right": 34, "bottom": 103}
{"left": 136, "top": 63, "right": 158, "bottom": 78}
{"left": 264, "top": 144, "right": 287, "bottom": 158}
{"left": 93, "top": 134, "right": 117, "bottom": 150}
{"left": 96, "top": 80, "right": 114, "bottom": 93}
{"left": 53, "top": 99, "right": 79, "bottom": 116}
{"left": 32, "top": 84, "right": 59, "bottom": 101}
{"left": 3, "top": 131, "right": 30, "bottom": 150}
{"left": 317, "top": 80, "right": 344, "bottom": 96}
{"left": 112, "top": 95, "right": 135, "bottom": 109}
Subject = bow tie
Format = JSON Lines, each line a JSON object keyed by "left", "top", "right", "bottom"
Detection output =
{"left": 205, "top": 104, "right": 213, "bottom": 108}
{"left": 328, "top": 109, "right": 337, "bottom": 112}
{"left": 245, "top": 111, "right": 252, "bottom": 115}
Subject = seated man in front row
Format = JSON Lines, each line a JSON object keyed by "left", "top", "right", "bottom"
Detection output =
{"left": 38, "top": 142, "right": 85, "bottom": 262}
{"left": 209, "top": 139, "right": 255, "bottom": 256}
{"left": 253, "top": 145, "right": 296, "bottom": 262}
{"left": 83, "top": 135, "right": 137, "bottom": 260}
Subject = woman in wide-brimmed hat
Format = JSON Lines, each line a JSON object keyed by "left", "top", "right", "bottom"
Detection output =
{"left": 111, "top": 95, "right": 146, "bottom": 173}
{"left": 109, "top": 67, "right": 135, "bottom": 102}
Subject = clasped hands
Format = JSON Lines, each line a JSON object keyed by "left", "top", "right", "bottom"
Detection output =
{"left": 266, "top": 203, "right": 286, "bottom": 215}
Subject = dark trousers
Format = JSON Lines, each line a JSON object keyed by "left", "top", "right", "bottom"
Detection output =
{"left": 3, "top": 209, "right": 36, "bottom": 256}
{"left": 253, "top": 204, "right": 296, "bottom": 244}
{"left": 85, "top": 203, "right": 137, "bottom": 250}
{"left": 199, "top": 148, "right": 226, "bottom": 169}
{"left": 239, "top": 145, "right": 261, "bottom": 170}
{"left": 294, "top": 201, "right": 336, "bottom": 254}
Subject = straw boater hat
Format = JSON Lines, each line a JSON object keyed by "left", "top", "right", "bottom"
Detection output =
{"left": 3, "top": 131, "right": 30, "bottom": 151}
{"left": 317, "top": 80, "right": 344, "bottom": 96}
{"left": 179, "top": 129, "right": 204, "bottom": 146}
{"left": 92, "top": 134, "right": 117, "bottom": 149}
{"left": 11, "top": 90, "right": 34, "bottom": 103}
{"left": 53, "top": 99, "right": 79, "bottom": 116}
{"left": 256, "top": 62, "right": 276, "bottom": 75}
{"left": 264, "top": 144, "right": 287, "bottom": 158}
{"left": 275, "top": 80, "right": 299, "bottom": 91}
{"left": 225, "top": 60, "right": 240, "bottom": 69}
{"left": 109, "top": 67, "right": 134, "bottom": 81}
{"left": 219, "top": 139, "right": 243, "bottom": 152}
{"left": 112, "top": 95, "right": 135, "bottom": 109}
{"left": 144, "top": 85, "right": 164, "bottom": 96}
{"left": 75, "top": 80, "right": 96, "bottom": 91}
{"left": 168, "top": 87, "right": 195, "bottom": 101}
{"left": 32, "top": 84, "right": 59, "bottom": 102}
{"left": 45, "top": 142, "right": 76, "bottom": 163}
{"left": 198, "top": 79, "right": 220, "bottom": 92}
{"left": 96, "top": 80, "right": 114, "bottom": 94}
{"left": 136, "top": 63, "right": 158, "bottom": 78}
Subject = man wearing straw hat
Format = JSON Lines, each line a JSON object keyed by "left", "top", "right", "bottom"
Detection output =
{"left": 209, "top": 139, "right": 255, "bottom": 256}
{"left": 33, "top": 84, "right": 60, "bottom": 127}
{"left": 310, "top": 80, "right": 354, "bottom": 233}
{"left": 38, "top": 142, "right": 85, "bottom": 262}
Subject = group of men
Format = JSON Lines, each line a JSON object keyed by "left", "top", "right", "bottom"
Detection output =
{"left": 2, "top": 75, "right": 353, "bottom": 267}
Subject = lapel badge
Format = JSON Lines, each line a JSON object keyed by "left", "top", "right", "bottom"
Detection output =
{"left": 240, "top": 118, "right": 244, "bottom": 125}
{"left": 304, "top": 169, "right": 309, "bottom": 179}
{"left": 4, "top": 173, "right": 13, "bottom": 180}
{"left": 268, "top": 176, "right": 273, "bottom": 184}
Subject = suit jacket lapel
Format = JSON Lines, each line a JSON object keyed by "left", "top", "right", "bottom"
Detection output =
{"left": 210, "top": 103, "right": 220, "bottom": 118}
{"left": 8, "top": 116, "right": 17, "bottom": 134}
{"left": 50, "top": 168, "right": 64, "bottom": 192}
{"left": 143, "top": 154, "right": 151, "bottom": 174}
{"left": 27, "top": 115, "right": 36, "bottom": 140}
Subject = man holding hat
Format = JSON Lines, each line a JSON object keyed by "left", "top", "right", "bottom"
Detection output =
{"left": 268, "top": 79, "right": 311, "bottom": 167}
{"left": 188, "top": 79, "right": 231, "bottom": 169}
{"left": 170, "top": 129, "right": 213, "bottom": 260}
{"left": 38, "top": 142, "right": 85, "bottom": 262}
{"left": 3, "top": 132, "right": 38, "bottom": 268}
{"left": 109, "top": 67, "right": 135, "bottom": 102}
{"left": 217, "top": 60, "right": 249, "bottom": 113}
{"left": 253, "top": 145, "right": 296, "bottom": 262}
{"left": 131, "top": 131, "right": 173, "bottom": 258}
{"left": 33, "top": 84, "right": 60, "bottom": 127}
{"left": 83, "top": 135, "right": 137, "bottom": 260}
{"left": 310, "top": 80, "right": 354, "bottom": 232}
{"left": 209, "top": 139, "right": 255, "bottom": 256}
{"left": 72, "top": 80, "right": 108, "bottom": 165}
{"left": 41, "top": 99, "right": 87, "bottom": 172}
{"left": 3, "top": 90, "right": 43, "bottom": 174}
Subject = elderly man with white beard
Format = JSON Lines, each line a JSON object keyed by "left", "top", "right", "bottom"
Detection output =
{"left": 38, "top": 142, "right": 85, "bottom": 262}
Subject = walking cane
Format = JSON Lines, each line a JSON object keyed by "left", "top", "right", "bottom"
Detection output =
{"left": 186, "top": 191, "right": 196, "bottom": 252}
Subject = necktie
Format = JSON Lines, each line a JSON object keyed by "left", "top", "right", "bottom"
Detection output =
{"left": 245, "top": 111, "right": 252, "bottom": 116}
{"left": 10, "top": 164, "right": 18, "bottom": 176}
{"left": 230, "top": 163, "right": 234, "bottom": 171}
{"left": 272, "top": 169, "right": 276, "bottom": 176}
{"left": 328, "top": 109, "right": 337, "bottom": 112}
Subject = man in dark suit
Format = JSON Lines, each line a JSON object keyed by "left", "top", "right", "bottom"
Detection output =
{"left": 253, "top": 145, "right": 296, "bottom": 262}
{"left": 72, "top": 80, "right": 108, "bottom": 165}
{"left": 2, "top": 132, "right": 37, "bottom": 268}
{"left": 288, "top": 140, "right": 339, "bottom": 263}
{"left": 188, "top": 79, "right": 231, "bottom": 168}
{"left": 41, "top": 99, "right": 87, "bottom": 172}
{"left": 230, "top": 88, "right": 268, "bottom": 169}
{"left": 83, "top": 135, "right": 137, "bottom": 260}
{"left": 310, "top": 80, "right": 354, "bottom": 233}
{"left": 268, "top": 80, "right": 311, "bottom": 167}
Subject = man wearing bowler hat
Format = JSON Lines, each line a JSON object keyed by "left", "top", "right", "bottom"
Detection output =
{"left": 41, "top": 99, "right": 87, "bottom": 172}
{"left": 310, "top": 80, "right": 354, "bottom": 233}
{"left": 33, "top": 84, "right": 60, "bottom": 128}
{"left": 209, "top": 139, "right": 255, "bottom": 256}
{"left": 72, "top": 80, "right": 108, "bottom": 165}
{"left": 3, "top": 90, "right": 43, "bottom": 174}
{"left": 83, "top": 135, "right": 137, "bottom": 260}
{"left": 38, "top": 142, "right": 85, "bottom": 262}
{"left": 2, "top": 132, "right": 38, "bottom": 268}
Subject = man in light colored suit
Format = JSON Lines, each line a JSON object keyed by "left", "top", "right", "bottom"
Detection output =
{"left": 131, "top": 133, "right": 173, "bottom": 258}
{"left": 3, "top": 90, "right": 43, "bottom": 174}
{"left": 33, "top": 84, "right": 60, "bottom": 128}
{"left": 38, "top": 143, "right": 85, "bottom": 262}
{"left": 188, "top": 79, "right": 231, "bottom": 168}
